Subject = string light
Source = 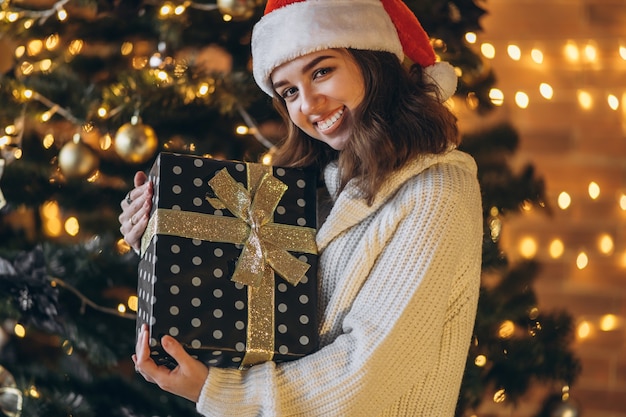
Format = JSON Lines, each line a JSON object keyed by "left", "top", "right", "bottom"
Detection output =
{"left": 507, "top": 44, "right": 521, "bottom": 60}
{"left": 465, "top": 32, "right": 477, "bottom": 44}
{"left": 519, "top": 236, "right": 537, "bottom": 259}
{"left": 576, "top": 251, "right": 588, "bottom": 269}
{"left": 598, "top": 234, "right": 614, "bottom": 255}
{"left": 480, "top": 42, "right": 496, "bottom": 59}
{"left": 588, "top": 181, "right": 600, "bottom": 199}
{"left": 549, "top": 239, "right": 565, "bottom": 258}
{"left": 489, "top": 88, "right": 504, "bottom": 106}
{"left": 608, "top": 94, "right": 619, "bottom": 110}
{"left": 577, "top": 90, "right": 593, "bottom": 109}
{"left": 539, "top": 83, "right": 554, "bottom": 99}
{"left": 600, "top": 314, "right": 618, "bottom": 331}
{"left": 515, "top": 91, "right": 529, "bottom": 109}
{"left": 564, "top": 41, "right": 579, "bottom": 62}
{"left": 530, "top": 48, "right": 544, "bottom": 64}
{"left": 557, "top": 192, "right": 571, "bottom": 209}
{"left": 583, "top": 42, "right": 597, "bottom": 62}
{"left": 577, "top": 321, "right": 591, "bottom": 339}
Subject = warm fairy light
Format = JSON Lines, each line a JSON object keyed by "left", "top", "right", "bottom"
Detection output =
{"left": 607, "top": 94, "right": 619, "bottom": 110}
{"left": 480, "top": 43, "right": 495, "bottom": 59}
{"left": 549, "top": 239, "right": 565, "bottom": 258}
{"left": 519, "top": 236, "right": 537, "bottom": 259}
{"left": 507, "top": 44, "right": 521, "bottom": 60}
{"left": 198, "top": 83, "right": 210, "bottom": 96}
{"left": 576, "top": 251, "right": 588, "bottom": 269}
{"left": 56, "top": 8, "right": 68, "bottom": 21}
{"left": 14, "top": 323, "right": 26, "bottom": 338}
{"left": 128, "top": 295, "right": 138, "bottom": 312}
{"left": 489, "top": 88, "right": 504, "bottom": 106}
{"left": 598, "top": 234, "right": 614, "bottom": 255}
{"left": 14, "top": 45, "right": 25, "bottom": 59}
{"left": 39, "top": 59, "right": 52, "bottom": 72}
{"left": 577, "top": 90, "right": 593, "bottom": 109}
{"left": 42, "top": 133, "right": 55, "bottom": 149}
{"left": 539, "top": 83, "right": 553, "bottom": 99}
{"left": 156, "top": 70, "right": 169, "bottom": 81}
{"left": 97, "top": 107, "right": 108, "bottom": 118}
{"left": 564, "top": 41, "right": 579, "bottom": 62}
{"left": 27, "top": 39, "right": 43, "bottom": 56}
{"left": 577, "top": 321, "right": 591, "bottom": 339}
{"left": 600, "top": 314, "right": 618, "bottom": 331}
{"left": 121, "top": 42, "right": 133, "bottom": 55}
{"left": 514, "top": 91, "right": 529, "bottom": 108}
{"left": 498, "top": 320, "right": 515, "bottom": 338}
{"left": 23, "top": 19, "right": 34, "bottom": 29}
{"left": 68, "top": 39, "right": 84, "bottom": 55}
{"left": 465, "top": 32, "right": 477, "bottom": 44}
{"left": 7, "top": 12, "right": 19, "bottom": 22}
{"left": 174, "top": 5, "right": 186, "bottom": 15}
{"left": 531, "top": 48, "right": 544, "bottom": 64}
{"left": 22, "top": 89, "right": 33, "bottom": 99}
{"left": 0, "top": 136, "right": 9, "bottom": 147}
{"left": 493, "top": 388, "right": 506, "bottom": 403}
{"left": 236, "top": 125, "right": 249, "bottom": 135}
{"left": 159, "top": 2, "right": 174, "bottom": 16}
{"left": 64, "top": 216, "right": 80, "bottom": 236}
{"left": 262, "top": 153, "right": 273, "bottom": 165}
{"left": 222, "top": 14, "right": 233, "bottom": 22}
{"left": 474, "top": 355, "right": 487, "bottom": 367}
{"left": 620, "top": 46, "right": 626, "bottom": 60}
{"left": 5, "top": 125, "right": 16, "bottom": 135}
{"left": 620, "top": 194, "right": 626, "bottom": 211}
{"left": 558, "top": 191, "right": 571, "bottom": 209}
{"left": 588, "top": 181, "right": 600, "bottom": 199}
{"left": 28, "top": 385, "right": 40, "bottom": 398}
{"left": 118, "top": 304, "right": 127, "bottom": 314}
{"left": 583, "top": 43, "right": 598, "bottom": 62}
{"left": 45, "top": 33, "right": 60, "bottom": 50}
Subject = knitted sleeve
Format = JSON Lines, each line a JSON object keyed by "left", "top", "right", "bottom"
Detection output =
{"left": 196, "top": 161, "right": 482, "bottom": 416}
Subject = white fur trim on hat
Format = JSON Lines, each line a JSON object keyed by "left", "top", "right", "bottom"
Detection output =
{"left": 251, "top": 0, "right": 403, "bottom": 96}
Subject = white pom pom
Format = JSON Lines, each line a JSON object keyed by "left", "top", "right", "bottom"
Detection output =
{"left": 423, "top": 62, "right": 457, "bottom": 102}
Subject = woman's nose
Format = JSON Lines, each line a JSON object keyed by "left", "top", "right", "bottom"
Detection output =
{"left": 300, "top": 88, "right": 324, "bottom": 115}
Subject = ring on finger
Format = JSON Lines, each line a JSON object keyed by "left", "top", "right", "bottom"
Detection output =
{"left": 126, "top": 193, "right": 133, "bottom": 205}
{"left": 131, "top": 216, "right": 137, "bottom": 226}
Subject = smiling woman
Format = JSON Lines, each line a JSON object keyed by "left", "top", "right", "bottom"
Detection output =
{"left": 121, "top": 1, "right": 484, "bottom": 416}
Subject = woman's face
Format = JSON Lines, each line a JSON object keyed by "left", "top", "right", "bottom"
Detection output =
{"left": 271, "top": 49, "right": 365, "bottom": 151}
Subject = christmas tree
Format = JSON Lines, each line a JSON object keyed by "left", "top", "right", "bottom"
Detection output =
{"left": 0, "top": 1, "right": 580, "bottom": 416}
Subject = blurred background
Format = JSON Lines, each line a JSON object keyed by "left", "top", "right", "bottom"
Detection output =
{"left": 0, "top": 0, "right": 623, "bottom": 416}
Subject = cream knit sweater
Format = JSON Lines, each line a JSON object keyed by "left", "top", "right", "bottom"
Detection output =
{"left": 196, "top": 149, "right": 483, "bottom": 416}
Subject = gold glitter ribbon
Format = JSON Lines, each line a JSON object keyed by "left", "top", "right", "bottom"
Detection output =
{"left": 141, "top": 163, "right": 317, "bottom": 368}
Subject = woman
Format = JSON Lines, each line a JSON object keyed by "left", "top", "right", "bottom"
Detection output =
{"left": 120, "top": 0, "right": 483, "bottom": 415}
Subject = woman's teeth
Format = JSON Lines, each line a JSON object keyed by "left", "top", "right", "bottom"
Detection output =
{"left": 317, "top": 109, "right": 344, "bottom": 130}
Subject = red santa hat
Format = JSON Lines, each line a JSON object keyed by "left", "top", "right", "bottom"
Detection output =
{"left": 251, "top": 0, "right": 457, "bottom": 101}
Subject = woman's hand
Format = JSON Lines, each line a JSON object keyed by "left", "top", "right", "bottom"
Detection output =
{"left": 132, "top": 324, "right": 210, "bottom": 403}
{"left": 119, "top": 171, "right": 153, "bottom": 253}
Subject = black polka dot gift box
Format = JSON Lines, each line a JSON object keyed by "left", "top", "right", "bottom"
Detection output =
{"left": 136, "top": 152, "right": 319, "bottom": 370}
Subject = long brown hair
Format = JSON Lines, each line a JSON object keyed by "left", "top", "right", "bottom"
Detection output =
{"left": 269, "top": 49, "right": 459, "bottom": 204}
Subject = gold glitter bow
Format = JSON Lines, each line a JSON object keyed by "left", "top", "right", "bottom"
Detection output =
{"left": 141, "top": 162, "right": 317, "bottom": 368}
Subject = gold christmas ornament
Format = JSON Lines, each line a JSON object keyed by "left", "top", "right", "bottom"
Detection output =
{"left": 114, "top": 117, "right": 158, "bottom": 164}
{"left": 58, "top": 138, "right": 99, "bottom": 179}
{"left": 217, "top": 0, "right": 256, "bottom": 21}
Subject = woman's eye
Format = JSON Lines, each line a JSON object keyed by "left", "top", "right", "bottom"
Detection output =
{"left": 280, "top": 87, "right": 298, "bottom": 99}
{"left": 313, "top": 67, "right": 332, "bottom": 79}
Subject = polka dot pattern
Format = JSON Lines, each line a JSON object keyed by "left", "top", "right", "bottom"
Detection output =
{"left": 136, "top": 153, "right": 319, "bottom": 369}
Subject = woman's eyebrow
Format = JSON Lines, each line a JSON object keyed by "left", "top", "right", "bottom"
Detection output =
{"left": 272, "top": 55, "right": 334, "bottom": 91}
